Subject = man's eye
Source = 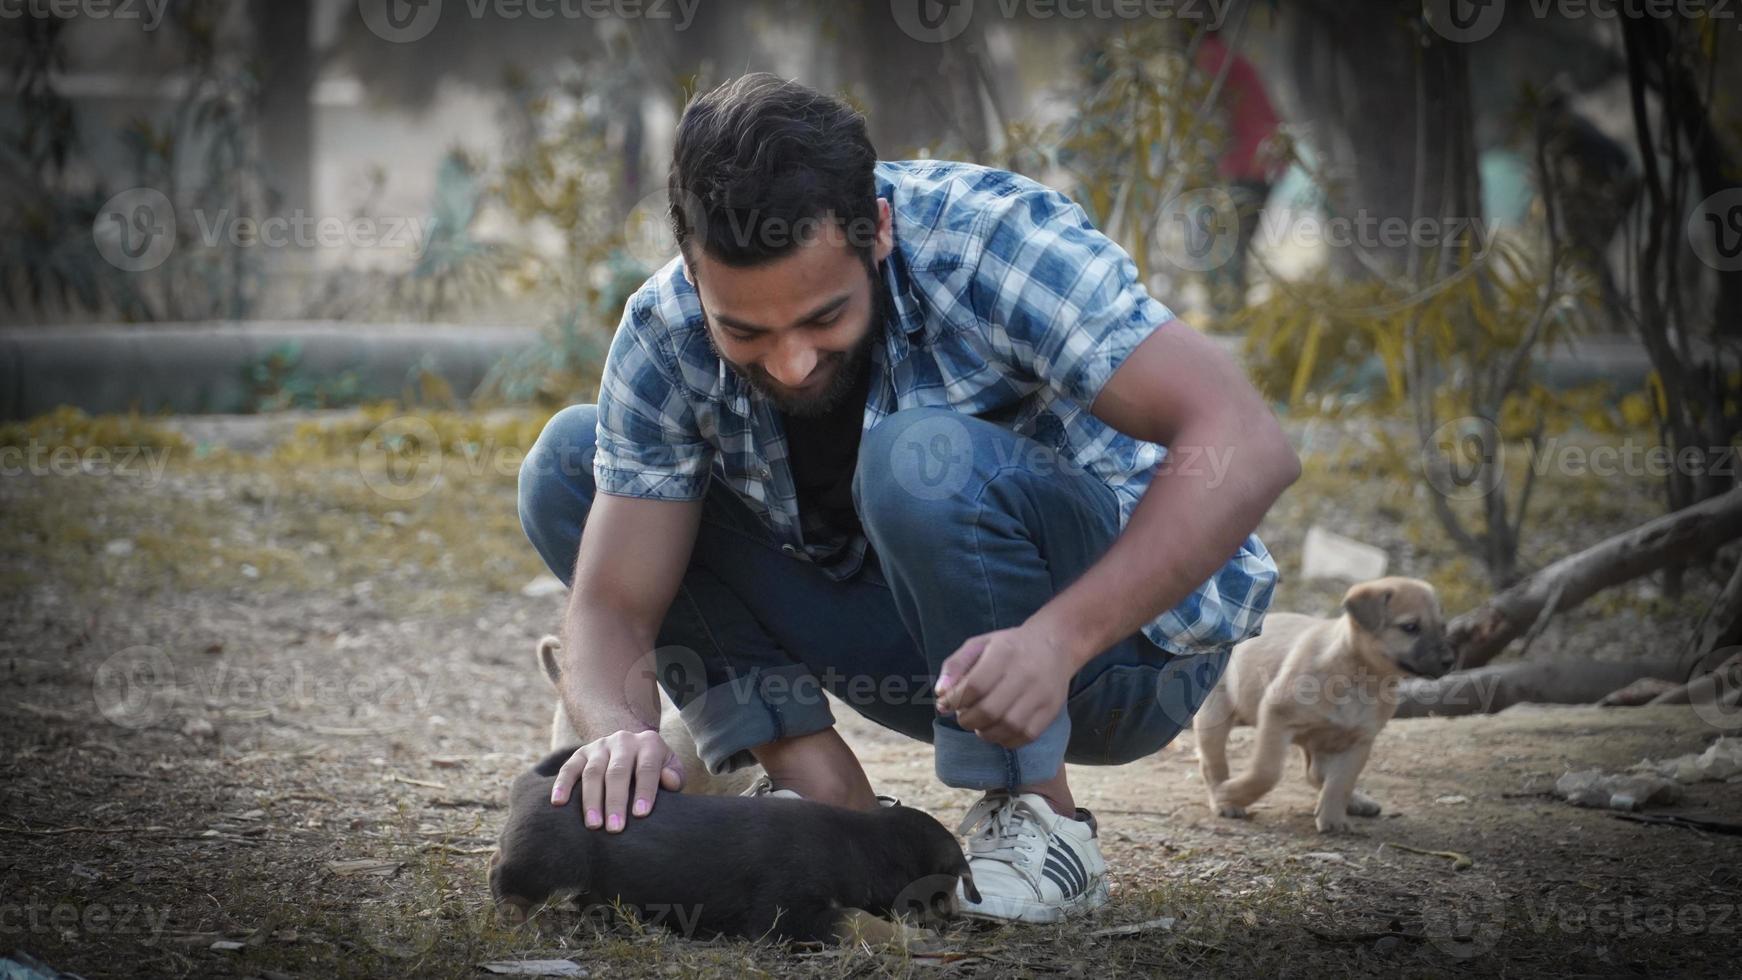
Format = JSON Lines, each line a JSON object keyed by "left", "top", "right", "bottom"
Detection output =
{"left": 723, "top": 328, "right": 757, "bottom": 342}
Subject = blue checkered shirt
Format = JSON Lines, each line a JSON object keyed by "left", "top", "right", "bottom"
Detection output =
{"left": 593, "top": 159, "right": 1276, "bottom": 656}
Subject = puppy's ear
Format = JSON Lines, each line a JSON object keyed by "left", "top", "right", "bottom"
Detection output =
{"left": 1343, "top": 583, "right": 1393, "bottom": 635}
{"left": 536, "top": 636, "right": 563, "bottom": 685}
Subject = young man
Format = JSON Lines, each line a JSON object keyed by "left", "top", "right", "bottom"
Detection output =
{"left": 517, "top": 73, "right": 1298, "bottom": 924}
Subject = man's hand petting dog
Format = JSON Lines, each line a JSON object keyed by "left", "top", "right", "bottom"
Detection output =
{"left": 549, "top": 729, "right": 685, "bottom": 832}
{"left": 935, "top": 624, "right": 1074, "bottom": 748}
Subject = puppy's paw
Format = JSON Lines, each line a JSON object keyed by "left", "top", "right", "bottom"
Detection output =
{"left": 1314, "top": 814, "right": 1352, "bottom": 834}
{"left": 1346, "top": 792, "right": 1382, "bottom": 818}
{"left": 1214, "top": 801, "right": 1250, "bottom": 819}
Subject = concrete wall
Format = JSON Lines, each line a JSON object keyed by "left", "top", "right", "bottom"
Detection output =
{"left": 0, "top": 321, "right": 541, "bottom": 419}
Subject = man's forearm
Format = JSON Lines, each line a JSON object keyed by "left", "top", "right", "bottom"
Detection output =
{"left": 559, "top": 597, "right": 664, "bottom": 740}
{"left": 1026, "top": 421, "right": 1299, "bottom": 668}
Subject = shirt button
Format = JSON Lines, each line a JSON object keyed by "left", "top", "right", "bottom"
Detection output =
{"left": 757, "top": 466, "right": 771, "bottom": 478}
{"left": 780, "top": 544, "right": 797, "bottom": 555}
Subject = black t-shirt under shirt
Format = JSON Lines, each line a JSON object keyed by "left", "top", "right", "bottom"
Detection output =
{"left": 779, "top": 354, "right": 873, "bottom": 544}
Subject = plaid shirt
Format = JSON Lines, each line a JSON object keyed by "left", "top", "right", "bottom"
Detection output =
{"left": 594, "top": 159, "right": 1276, "bottom": 656}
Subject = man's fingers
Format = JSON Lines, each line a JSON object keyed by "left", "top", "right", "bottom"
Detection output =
{"left": 935, "top": 635, "right": 992, "bottom": 710}
{"left": 579, "top": 749, "right": 607, "bottom": 830}
{"left": 631, "top": 750, "right": 665, "bottom": 818}
{"left": 954, "top": 679, "right": 1017, "bottom": 739}
{"left": 551, "top": 747, "right": 586, "bottom": 806}
{"left": 601, "top": 741, "right": 636, "bottom": 833}
{"left": 660, "top": 763, "right": 684, "bottom": 793}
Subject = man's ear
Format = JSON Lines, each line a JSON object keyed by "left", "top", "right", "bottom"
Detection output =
{"left": 1343, "top": 583, "right": 1393, "bottom": 635}
{"left": 873, "top": 197, "right": 893, "bottom": 264}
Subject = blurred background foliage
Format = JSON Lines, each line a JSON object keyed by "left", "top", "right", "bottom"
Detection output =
{"left": 2, "top": 0, "right": 1738, "bottom": 587}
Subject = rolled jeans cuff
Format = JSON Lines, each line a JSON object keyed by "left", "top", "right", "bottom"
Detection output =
{"left": 932, "top": 708, "right": 1071, "bottom": 792}
{"left": 675, "top": 664, "right": 837, "bottom": 776}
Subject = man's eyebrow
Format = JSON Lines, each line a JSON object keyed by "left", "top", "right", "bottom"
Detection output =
{"left": 711, "top": 293, "right": 852, "bottom": 334}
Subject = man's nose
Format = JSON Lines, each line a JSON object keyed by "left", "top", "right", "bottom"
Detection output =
{"left": 766, "top": 336, "right": 819, "bottom": 387}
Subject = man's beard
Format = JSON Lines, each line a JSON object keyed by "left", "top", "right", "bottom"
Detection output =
{"left": 707, "top": 266, "right": 891, "bottom": 418}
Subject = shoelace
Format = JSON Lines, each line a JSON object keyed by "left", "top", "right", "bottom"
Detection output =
{"left": 956, "top": 794, "right": 1050, "bottom": 868}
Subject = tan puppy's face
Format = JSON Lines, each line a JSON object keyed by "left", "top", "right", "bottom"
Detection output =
{"left": 1342, "top": 577, "right": 1454, "bottom": 678}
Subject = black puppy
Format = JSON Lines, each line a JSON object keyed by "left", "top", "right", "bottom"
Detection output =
{"left": 488, "top": 746, "right": 980, "bottom": 944}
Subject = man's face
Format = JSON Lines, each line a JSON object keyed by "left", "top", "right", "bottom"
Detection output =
{"left": 686, "top": 201, "right": 893, "bottom": 417}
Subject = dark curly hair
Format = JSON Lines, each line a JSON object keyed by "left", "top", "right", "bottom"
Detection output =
{"left": 668, "top": 73, "right": 881, "bottom": 270}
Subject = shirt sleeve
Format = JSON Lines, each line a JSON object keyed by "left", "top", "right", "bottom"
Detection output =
{"left": 592, "top": 307, "right": 714, "bottom": 501}
{"left": 967, "top": 180, "right": 1175, "bottom": 409}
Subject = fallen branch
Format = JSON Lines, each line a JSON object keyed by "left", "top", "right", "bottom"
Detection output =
{"left": 1449, "top": 488, "right": 1742, "bottom": 669}
{"left": 1394, "top": 657, "right": 1684, "bottom": 718}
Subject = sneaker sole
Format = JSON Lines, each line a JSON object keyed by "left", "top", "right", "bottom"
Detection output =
{"left": 960, "top": 876, "right": 1110, "bottom": 925}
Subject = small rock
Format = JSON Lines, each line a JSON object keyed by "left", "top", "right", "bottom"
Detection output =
{"left": 181, "top": 717, "right": 217, "bottom": 740}
{"left": 1373, "top": 935, "right": 1401, "bottom": 954}
{"left": 1435, "top": 794, "right": 1469, "bottom": 805}
{"left": 520, "top": 574, "right": 568, "bottom": 598}
{"left": 240, "top": 563, "right": 260, "bottom": 579}
{"left": 104, "top": 538, "right": 135, "bottom": 556}
{"left": 1300, "top": 525, "right": 1388, "bottom": 581}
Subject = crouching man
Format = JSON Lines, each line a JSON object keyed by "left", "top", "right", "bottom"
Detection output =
{"left": 516, "top": 73, "right": 1299, "bottom": 924}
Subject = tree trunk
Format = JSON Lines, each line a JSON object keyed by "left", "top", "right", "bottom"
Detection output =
{"left": 1450, "top": 487, "right": 1742, "bottom": 669}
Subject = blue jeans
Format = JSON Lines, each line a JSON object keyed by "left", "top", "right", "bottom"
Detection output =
{"left": 517, "top": 404, "right": 1231, "bottom": 792}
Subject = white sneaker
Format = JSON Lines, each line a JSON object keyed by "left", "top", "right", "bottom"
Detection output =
{"left": 954, "top": 792, "right": 1109, "bottom": 924}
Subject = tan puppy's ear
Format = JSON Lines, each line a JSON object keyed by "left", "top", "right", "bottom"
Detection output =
{"left": 1343, "top": 583, "right": 1394, "bottom": 635}
{"left": 536, "top": 635, "right": 563, "bottom": 685}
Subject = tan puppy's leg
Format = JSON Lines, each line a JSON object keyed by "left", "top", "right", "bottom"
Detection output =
{"left": 1313, "top": 739, "right": 1376, "bottom": 833}
{"left": 1305, "top": 747, "right": 1382, "bottom": 817}
{"left": 538, "top": 636, "right": 576, "bottom": 752}
{"left": 1212, "top": 706, "right": 1292, "bottom": 817}
{"left": 1193, "top": 687, "right": 1234, "bottom": 810}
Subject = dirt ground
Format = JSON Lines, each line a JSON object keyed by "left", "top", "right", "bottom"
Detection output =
{"left": 3, "top": 406, "right": 1739, "bottom": 979}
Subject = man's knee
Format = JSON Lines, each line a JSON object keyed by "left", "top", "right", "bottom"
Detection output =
{"left": 853, "top": 405, "right": 992, "bottom": 535}
{"left": 517, "top": 403, "right": 600, "bottom": 554}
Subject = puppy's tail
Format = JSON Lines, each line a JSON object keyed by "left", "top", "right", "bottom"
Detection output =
{"left": 536, "top": 635, "right": 563, "bottom": 686}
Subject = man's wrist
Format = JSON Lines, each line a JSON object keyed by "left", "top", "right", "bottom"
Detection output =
{"left": 1025, "top": 601, "right": 1107, "bottom": 672}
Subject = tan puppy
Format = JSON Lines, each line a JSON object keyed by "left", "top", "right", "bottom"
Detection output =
{"left": 537, "top": 636, "right": 760, "bottom": 797}
{"left": 1194, "top": 577, "right": 1455, "bottom": 833}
